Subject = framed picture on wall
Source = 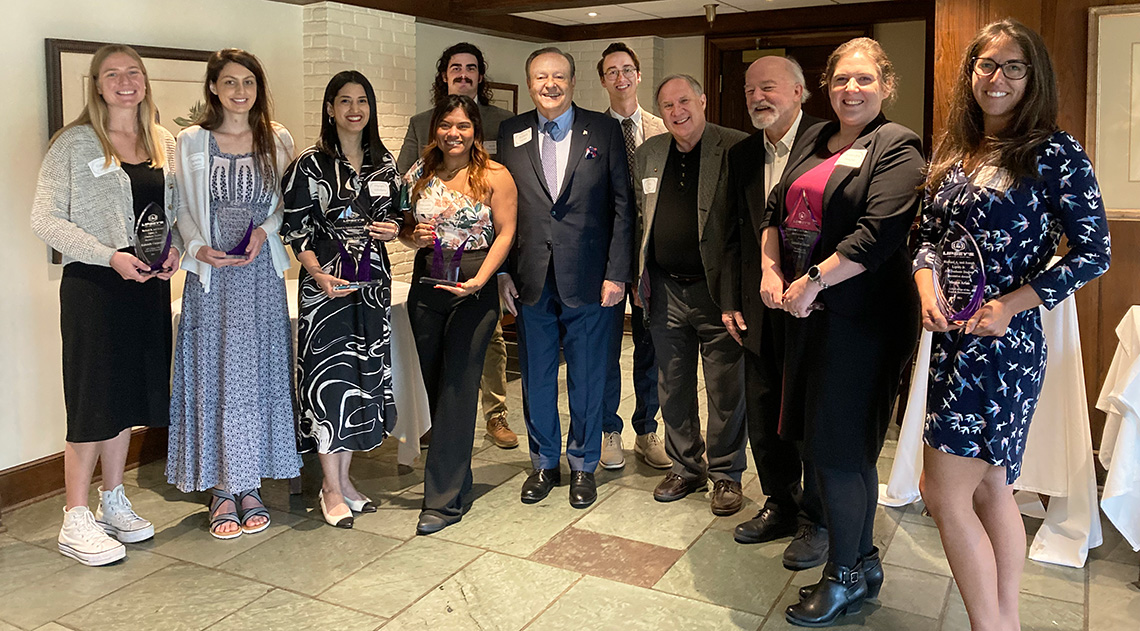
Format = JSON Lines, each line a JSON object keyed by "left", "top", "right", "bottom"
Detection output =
{"left": 486, "top": 81, "right": 518, "bottom": 114}
{"left": 1087, "top": 5, "right": 1140, "bottom": 220}
{"left": 44, "top": 38, "right": 213, "bottom": 263}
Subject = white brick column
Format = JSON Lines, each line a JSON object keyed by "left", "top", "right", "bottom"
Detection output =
{"left": 303, "top": 1, "right": 418, "bottom": 281}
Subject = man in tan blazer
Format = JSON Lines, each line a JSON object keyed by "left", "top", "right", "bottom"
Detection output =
{"left": 633, "top": 74, "right": 749, "bottom": 516}
{"left": 596, "top": 42, "right": 671, "bottom": 472}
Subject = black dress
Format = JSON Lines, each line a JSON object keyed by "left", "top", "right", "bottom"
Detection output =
{"left": 60, "top": 161, "right": 172, "bottom": 443}
{"left": 280, "top": 146, "right": 402, "bottom": 454}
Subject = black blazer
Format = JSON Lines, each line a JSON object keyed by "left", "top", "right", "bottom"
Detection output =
{"left": 722, "top": 114, "right": 823, "bottom": 355}
{"left": 496, "top": 104, "right": 633, "bottom": 308}
{"left": 763, "top": 114, "right": 924, "bottom": 320}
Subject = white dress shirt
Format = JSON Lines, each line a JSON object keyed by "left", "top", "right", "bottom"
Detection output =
{"left": 763, "top": 110, "right": 804, "bottom": 200}
{"left": 608, "top": 106, "right": 645, "bottom": 147}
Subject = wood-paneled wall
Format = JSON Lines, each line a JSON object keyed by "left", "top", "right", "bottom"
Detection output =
{"left": 934, "top": 0, "right": 1140, "bottom": 453}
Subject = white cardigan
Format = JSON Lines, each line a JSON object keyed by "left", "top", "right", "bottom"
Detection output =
{"left": 175, "top": 123, "right": 295, "bottom": 292}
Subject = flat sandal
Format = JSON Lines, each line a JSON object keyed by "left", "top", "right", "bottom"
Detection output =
{"left": 208, "top": 488, "right": 242, "bottom": 540}
{"left": 235, "top": 488, "right": 271, "bottom": 534}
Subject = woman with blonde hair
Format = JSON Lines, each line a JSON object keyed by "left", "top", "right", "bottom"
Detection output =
{"left": 167, "top": 48, "right": 300, "bottom": 540}
{"left": 763, "top": 37, "right": 923, "bottom": 625}
{"left": 32, "top": 44, "right": 181, "bottom": 565}
{"left": 915, "top": 20, "right": 1109, "bottom": 631}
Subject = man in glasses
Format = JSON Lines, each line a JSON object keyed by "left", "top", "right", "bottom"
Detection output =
{"left": 596, "top": 42, "right": 671, "bottom": 472}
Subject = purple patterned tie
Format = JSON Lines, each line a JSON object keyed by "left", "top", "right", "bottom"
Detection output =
{"left": 541, "top": 121, "right": 558, "bottom": 196}
{"left": 621, "top": 117, "right": 636, "bottom": 180}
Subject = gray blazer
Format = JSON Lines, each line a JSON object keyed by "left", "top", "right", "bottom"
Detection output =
{"left": 632, "top": 122, "right": 748, "bottom": 310}
{"left": 396, "top": 102, "right": 515, "bottom": 174}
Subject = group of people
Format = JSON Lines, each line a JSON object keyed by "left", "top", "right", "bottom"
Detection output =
{"left": 31, "top": 17, "right": 1110, "bottom": 630}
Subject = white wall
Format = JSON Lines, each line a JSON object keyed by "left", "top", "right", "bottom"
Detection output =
{"left": 661, "top": 36, "right": 706, "bottom": 98}
{"left": 0, "top": 0, "right": 304, "bottom": 470}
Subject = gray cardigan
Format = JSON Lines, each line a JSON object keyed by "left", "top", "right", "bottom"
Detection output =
{"left": 31, "top": 124, "right": 181, "bottom": 266}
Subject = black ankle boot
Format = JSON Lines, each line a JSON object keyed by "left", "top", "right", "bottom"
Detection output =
{"left": 799, "top": 547, "right": 883, "bottom": 600}
{"left": 786, "top": 562, "right": 867, "bottom": 627}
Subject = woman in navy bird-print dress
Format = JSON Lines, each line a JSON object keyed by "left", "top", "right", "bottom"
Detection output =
{"left": 913, "top": 20, "right": 1109, "bottom": 631}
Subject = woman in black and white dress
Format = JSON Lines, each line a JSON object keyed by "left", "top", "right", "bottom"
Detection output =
{"left": 281, "top": 71, "right": 403, "bottom": 529}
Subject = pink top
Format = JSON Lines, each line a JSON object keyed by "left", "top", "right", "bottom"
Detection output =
{"left": 784, "top": 146, "right": 850, "bottom": 230}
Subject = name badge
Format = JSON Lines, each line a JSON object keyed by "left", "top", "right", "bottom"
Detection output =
{"left": 836, "top": 149, "right": 867, "bottom": 169}
{"left": 187, "top": 152, "right": 207, "bottom": 172}
{"left": 369, "top": 181, "right": 390, "bottom": 197}
{"left": 642, "top": 177, "right": 659, "bottom": 194}
{"left": 484, "top": 140, "right": 498, "bottom": 154}
{"left": 88, "top": 157, "right": 121, "bottom": 178}
{"left": 513, "top": 128, "right": 532, "bottom": 147}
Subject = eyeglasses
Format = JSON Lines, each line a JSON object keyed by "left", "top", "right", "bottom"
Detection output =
{"left": 971, "top": 57, "right": 1030, "bottom": 81}
{"left": 604, "top": 66, "right": 638, "bottom": 81}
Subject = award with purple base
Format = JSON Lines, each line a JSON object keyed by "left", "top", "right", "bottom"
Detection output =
{"left": 932, "top": 221, "right": 986, "bottom": 322}
{"left": 418, "top": 237, "right": 468, "bottom": 287}
{"left": 134, "top": 202, "right": 172, "bottom": 274}
{"left": 332, "top": 200, "right": 384, "bottom": 291}
{"left": 779, "top": 190, "right": 826, "bottom": 312}
{"left": 223, "top": 220, "right": 255, "bottom": 259}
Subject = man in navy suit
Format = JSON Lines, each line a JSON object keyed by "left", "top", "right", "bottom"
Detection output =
{"left": 497, "top": 47, "right": 633, "bottom": 508}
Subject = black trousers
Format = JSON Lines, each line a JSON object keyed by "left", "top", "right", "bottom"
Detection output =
{"left": 409, "top": 257, "right": 500, "bottom": 521}
{"left": 744, "top": 308, "right": 822, "bottom": 523}
{"left": 649, "top": 272, "right": 747, "bottom": 483}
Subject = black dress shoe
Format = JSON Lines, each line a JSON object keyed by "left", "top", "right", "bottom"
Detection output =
{"left": 786, "top": 562, "right": 867, "bottom": 627}
{"left": 653, "top": 473, "right": 708, "bottom": 502}
{"left": 734, "top": 505, "right": 798, "bottom": 544}
{"left": 568, "top": 471, "right": 597, "bottom": 508}
{"left": 785, "top": 523, "right": 829, "bottom": 570}
{"left": 415, "top": 512, "right": 452, "bottom": 536}
{"left": 521, "top": 468, "right": 561, "bottom": 504}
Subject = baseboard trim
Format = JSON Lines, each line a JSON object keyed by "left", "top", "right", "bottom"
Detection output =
{"left": 0, "top": 427, "right": 168, "bottom": 514}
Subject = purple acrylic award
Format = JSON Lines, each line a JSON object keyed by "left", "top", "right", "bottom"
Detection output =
{"left": 779, "top": 190, "right": 822, "bottom": 282}
{"left": 332, "top": 200, "right": 384, "bottom": 290}
{"left": 134, "top": 202, "right": 172, "bottom": 273}
{"left": 418, "top": 237, "right": 467, "bottom": 287}
{"left": 932, "top": 221, "right": 986, "bottom": 321}
{"left": 223, "top": 220, "right": 255, "bottom": 259}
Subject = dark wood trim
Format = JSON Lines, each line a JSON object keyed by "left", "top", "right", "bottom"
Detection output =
{"left": 454, "top": 0, "right": 660, "bottom": 16}
{"left": 486, "top": 81, "right": 519, "bottom": 114}
{"left": 329, "top": 0, "right": 562, "bottom": 42}
{"left": 0, "top": 427, "right": 168, "bottom": 513}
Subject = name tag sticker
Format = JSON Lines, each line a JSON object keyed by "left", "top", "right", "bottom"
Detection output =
{"left": 187, "top": 152, "right": 207, "bottom": 172}
{"left": 88, "top": 157, "right": 121, "bottom": 178}
{"left": 484, "top": 140, "right": 498, "bottom": 154}
{"left": 642, "top": 177, "right": 659, "bottom": 194}
{"left": 836, "top": 149, "right": 867, "bottom": 169}
{"left": 369, "top": 181, "right": 389, "bottom": 197}
{"left": 513, "top": 128, "right": 532, "bottom": 147}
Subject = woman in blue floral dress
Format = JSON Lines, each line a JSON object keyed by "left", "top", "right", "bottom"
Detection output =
{"left": 913, "top": 20, "right": 1110, "bottom": 631}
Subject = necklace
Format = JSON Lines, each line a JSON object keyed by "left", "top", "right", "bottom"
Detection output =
{"left": 439, "top": 163, "right": 468, "bottom": 181}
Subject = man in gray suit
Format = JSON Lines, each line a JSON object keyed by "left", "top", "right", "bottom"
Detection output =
{"left": 397, "top": 42, "right": 518, "bottom": 450}
{"left": 633, "top": 75, "right": 749, "bottom": 516}
{"left": 596, "top": 42, "right": 670, "bottom": 472}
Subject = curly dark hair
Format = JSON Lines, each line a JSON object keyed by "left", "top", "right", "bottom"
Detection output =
{"left": 430, "top": 43, "right": 493, "bottom": 107}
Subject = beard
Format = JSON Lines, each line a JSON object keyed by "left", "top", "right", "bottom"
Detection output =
{"left": 749, "top": 106, "right": 778, "bottom": 130}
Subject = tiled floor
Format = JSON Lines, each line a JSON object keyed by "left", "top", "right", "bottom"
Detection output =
{"left": 2, "top": 340, "right": 1138, "bottom": 631}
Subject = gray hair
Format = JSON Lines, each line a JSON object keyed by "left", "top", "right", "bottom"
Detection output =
{"left": 654, "top": 73, "right": 703, "bottom": 105}
{"left": 525, "top": 47, "right": 575, "bottom": 80}
{"left": 785, "top": 55, "right": 811, "bottom": 103}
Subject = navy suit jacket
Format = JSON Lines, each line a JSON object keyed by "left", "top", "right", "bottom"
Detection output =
{"left": 496, "top": 104, "right": 634, "bottom": 308}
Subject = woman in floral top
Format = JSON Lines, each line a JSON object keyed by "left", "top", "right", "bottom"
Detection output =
{"left": 400, "top": 94, "right": 517, "bottom": 536}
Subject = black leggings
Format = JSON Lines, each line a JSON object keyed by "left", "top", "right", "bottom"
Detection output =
{"left": 816, "top": 460, "right": 878, "bottom": 568}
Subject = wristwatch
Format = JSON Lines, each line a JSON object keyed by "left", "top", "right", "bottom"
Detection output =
{"left": 807, "top": 265, "right": 829, "bottom": 289}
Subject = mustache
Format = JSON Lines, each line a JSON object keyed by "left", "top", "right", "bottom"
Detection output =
{"left": 452, "top": 78, "right": 474, "bottom": 84}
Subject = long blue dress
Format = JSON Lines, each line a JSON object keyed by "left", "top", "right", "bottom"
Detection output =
{"left": 915, "top": 131, "right": 1110, "bottom": 483}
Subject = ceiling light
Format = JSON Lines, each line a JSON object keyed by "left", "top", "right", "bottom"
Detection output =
{"left": 587, "top": 11, "right": 598, "bottom": 17}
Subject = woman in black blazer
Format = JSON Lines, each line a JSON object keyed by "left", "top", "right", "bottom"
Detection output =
{"left": 760, "top": 38, "right": 923, "bottom": 626}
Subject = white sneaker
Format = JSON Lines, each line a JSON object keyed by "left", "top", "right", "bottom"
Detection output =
{"left": 96, "top": 484, "right": 154, "bottom": 543}
{"left": 59, "top": 506, "right": 126, "bottom": 566}
{"left": 600, "top": 431, "right": 626, "bottom": 469}
{"left": 635, "top": 433, "right": 672, "bottom": 469}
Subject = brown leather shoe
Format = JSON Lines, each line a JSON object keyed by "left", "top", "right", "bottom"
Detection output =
{"left": 653, "top": 473, "right": 707, "bottom": 502}
{"left": 486, "top": 414, "right": 518, "bottom": 449}
{"left": 710, "top": 480, "right": 744, "bottom": 516}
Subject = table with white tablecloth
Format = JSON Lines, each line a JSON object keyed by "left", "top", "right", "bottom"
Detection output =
{"left": 173, "top": 279, "right": 431, "bottom": 467}
{"left": 1096, "top": 305, "right": 1140, "bottom": 552}
{"left": 880, "top": 294, "right": 1103, "bottom": 568}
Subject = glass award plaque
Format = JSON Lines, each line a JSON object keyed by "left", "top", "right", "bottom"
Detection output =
{"left": 932, "top": 221, "right": 986, "bottom": 321}
{"left": 418, "top": 237, "right": 467, "bottom": 287}
{"left": 332, "top": 199, "right": 384, "bottom": 290}
{"left": 779, "top": 190, "right": 822, "bottom": 282}
{"left": 134, "top": 202, "right": 172, "bottom": 273}
{"left": 223, "top": 220, "right": 255, "bottom": 259}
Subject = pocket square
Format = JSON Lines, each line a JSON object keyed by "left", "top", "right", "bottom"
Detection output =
{"left": 585, "top": 146, "right": 598, "bottom": 159}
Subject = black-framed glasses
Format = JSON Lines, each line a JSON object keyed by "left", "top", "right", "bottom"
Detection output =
{"left": 604, "top": 66, "right": 638, "bottom": 81}
{"left": 971, "top": 57, "right": 1030, "bottom": 80}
